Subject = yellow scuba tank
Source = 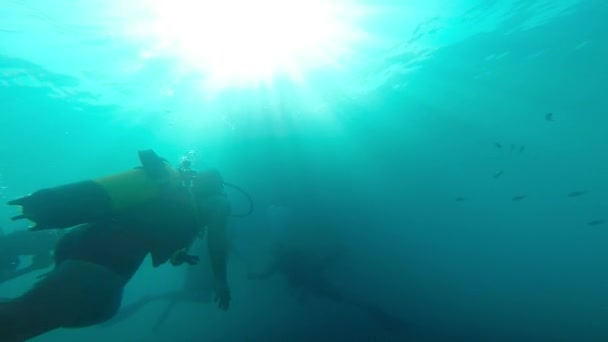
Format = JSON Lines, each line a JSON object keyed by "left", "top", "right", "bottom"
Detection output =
{"left": 8, "top": 150, "right": 182, "bottom": 231}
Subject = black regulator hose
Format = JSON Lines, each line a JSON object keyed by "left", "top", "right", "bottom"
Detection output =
{"left": 223, "top": 182, "right": 254, "bottom": 218}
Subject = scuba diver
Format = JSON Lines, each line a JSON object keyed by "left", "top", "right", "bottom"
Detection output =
{"left": 0, "top": 150, "right": 232, "bottom": 342}
{"left": 248, "top": 242, "right": 417, "bottom": 338}
{"left": 248, "top": 212, "right": 409, "bottom": 338}
{"left": 0, "top": 228, "right": 61, "bottom": 284}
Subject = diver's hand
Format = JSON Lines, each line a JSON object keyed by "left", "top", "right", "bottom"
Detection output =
{"left": 214, "top": 281, "right": 231, "bottom": 311}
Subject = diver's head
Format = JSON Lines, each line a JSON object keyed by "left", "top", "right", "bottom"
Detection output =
{"left": 180, "top": 159, "right": 192, "bottom": 169}
{"left": 192, "top": 169, "right": 224, "bottom": 196}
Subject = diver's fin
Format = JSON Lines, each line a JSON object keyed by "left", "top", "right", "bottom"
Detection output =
{"left": 10, "top": 215, "right": 26, "bottom": 221}
{"left": 138, "top": 150, "right": 166, "bottom": 179}
{"left": 7, "top": 198, "right": 25, "bottom": 206}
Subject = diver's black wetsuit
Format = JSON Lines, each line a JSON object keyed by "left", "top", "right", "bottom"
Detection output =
{"left": 54, "top": 192, "right": 202, "bottom": 278}
{"left": 0, "top": 188, "right": 221, "bottom": 342}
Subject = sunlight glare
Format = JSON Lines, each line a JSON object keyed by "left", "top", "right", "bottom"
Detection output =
{"left": 142, "top": 0, "right": 360, "bottom": 88}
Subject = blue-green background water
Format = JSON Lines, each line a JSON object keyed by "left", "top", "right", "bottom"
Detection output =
{"left": 1, "top": 0, "right": 607, "bottom": 341}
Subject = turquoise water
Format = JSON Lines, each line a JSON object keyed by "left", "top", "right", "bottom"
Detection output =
{"left": 1, "top": 0, "right": 607, "bottom": 341}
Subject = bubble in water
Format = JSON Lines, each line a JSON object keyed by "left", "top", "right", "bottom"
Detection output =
{"left": 178, "top": 149, "right": 200, "bottom": 167}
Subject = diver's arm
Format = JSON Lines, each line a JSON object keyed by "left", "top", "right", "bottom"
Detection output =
{"left": 206, "top": 196, "right": 231, "bottom": 309}
{"left": 207, "top": 200, "right": 229, "bottom": 285}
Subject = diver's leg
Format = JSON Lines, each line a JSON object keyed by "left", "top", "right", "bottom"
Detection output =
{"left": 0, "top": 259, "right": 126, "bottom": 341}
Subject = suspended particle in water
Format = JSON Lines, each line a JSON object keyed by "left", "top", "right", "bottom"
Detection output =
{"left": 567, "top": 191, "right": 586, "bottom": 198}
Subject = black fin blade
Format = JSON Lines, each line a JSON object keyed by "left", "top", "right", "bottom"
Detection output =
{"left": 11, "top": 214, "right": 26, "bottom": 221}
{"left": 7, "top": 197, "right": 26, "bottom": 206}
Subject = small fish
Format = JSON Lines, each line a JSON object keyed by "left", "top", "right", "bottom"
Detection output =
{"left": 519, "top": 146, "right": 525, "bottom": 153}
{"left": 493, "top": 170, "right": 504, "bottom": 178}
{"left": 455, "top": 197, "right": 465, "bottom": 202}
{"left": 494, "top": 143, "right": 502, "bottom": 149}
{"left": 588, "top": 220, "right": 605, "bottom": 226}
{"left": 511, "top": 144, "right": 516, "bottom": 151}
{"left": 512, "top": 195, "right": 527, "bottom": 201}
{"left": 545, "top": 113, "right": 553, "bottom": 121}
{"left": 567, "top": 191, "right": 586, "bottom": 197}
